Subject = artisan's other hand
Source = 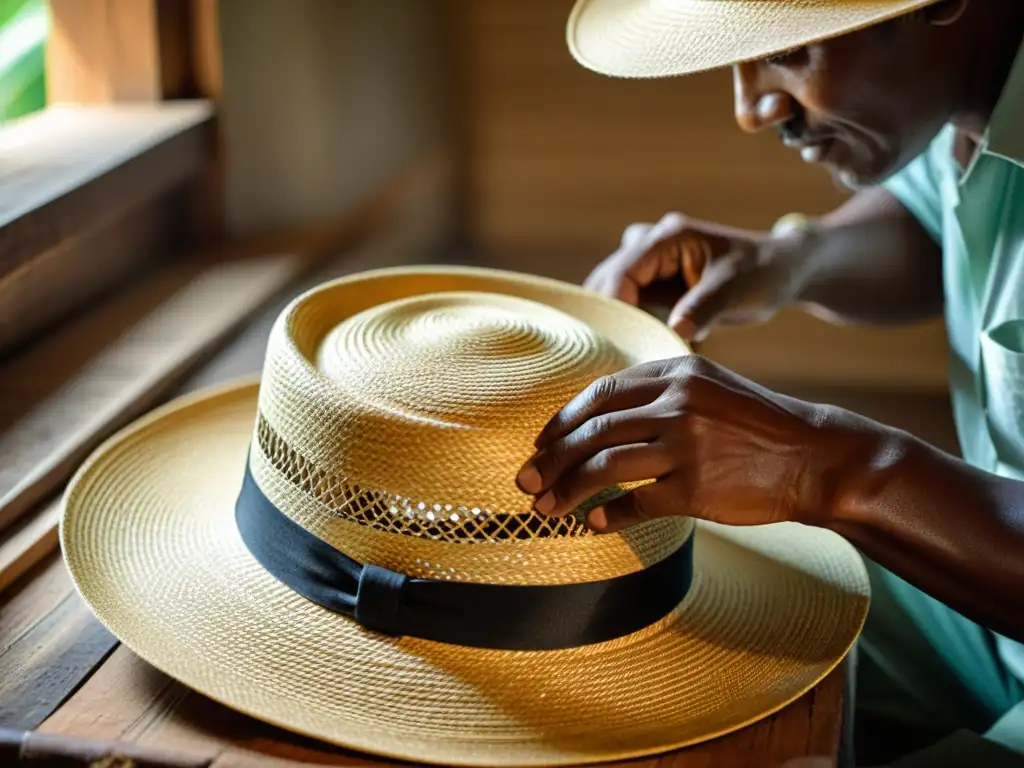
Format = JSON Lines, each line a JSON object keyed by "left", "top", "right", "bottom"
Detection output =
{"left": 584, "top": 212, "right": 804, "bottom": 342}
{"left": 515, "top": 355, "right": 855, "bottom": 533}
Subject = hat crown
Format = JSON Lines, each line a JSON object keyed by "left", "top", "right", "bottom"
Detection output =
{"left": 317, "top": 291, "right": 627, "bottom": 428}
{"left": 251, "top": 268, "right": 693, "bottom": 585}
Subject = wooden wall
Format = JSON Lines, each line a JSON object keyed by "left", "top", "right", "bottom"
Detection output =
{"left": 445, "top": 0, "right": 950, "bottom": 392}
{"left": 219, "top": 0, "right": 453, "bottom": 238}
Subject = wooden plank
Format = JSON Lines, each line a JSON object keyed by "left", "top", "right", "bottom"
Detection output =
{"left": 0, "top": 500, "right": 60, "bottom": 595}
{"left": 47, "top": 0, "right": 162, "bottom": 103}
{"left": 0, "top": 253, "right": 307, "bottom": 534}
{"left": 0, "top": 728, "right": 215, "bottom": 768}
{"left": 0, "top": 102, "right": 214, "bottom": 280}
{"left": 0, "top": 189, "right": 186, "bottom": 356}
{"left": 38, "top": 641, "right": 846, "bottom": 767}
{"left": 0, "top": 555, "right": 74, "bottom": 653}
{"left": 0, "top": 554, "right": 117, "bottom": 733}
{"left": 47, "top": 0, "right": 223, "bottom": 104}
{"left": 191, "top": 0, "right": 223, "bottom": 101}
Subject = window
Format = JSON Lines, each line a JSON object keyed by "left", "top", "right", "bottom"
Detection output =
{"left": 0, "top": 0, "right": 47, "bottom": 124}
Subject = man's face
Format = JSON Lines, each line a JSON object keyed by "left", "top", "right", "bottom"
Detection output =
{"left": 732, "top": 16, "right": 961, "bottom": 188}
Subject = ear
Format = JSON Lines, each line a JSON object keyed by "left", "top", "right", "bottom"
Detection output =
{"left": 924, "top": 0, "right": 969, "bottom": 26}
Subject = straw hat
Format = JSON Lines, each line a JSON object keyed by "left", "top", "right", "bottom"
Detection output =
{"left": 61, "top": 265, "right": 869, "bottom": 767}
{"left": 567, "top": 0, "right": 942, "bottom": 79}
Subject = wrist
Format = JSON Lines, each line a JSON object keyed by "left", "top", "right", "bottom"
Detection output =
{"left": 799, "top": 404, "right": 910, "bottom": 529}
{"left": 762, "top": 213, "right": 823, "bottom": 306}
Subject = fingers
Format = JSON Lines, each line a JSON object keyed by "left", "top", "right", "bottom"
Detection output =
{"left": 586, "top": 483, "right": 676, "bottom": 534}
{"left": 518, "top": 403, "right": 667, "bottom": 495}
{"left": 667, "top": 255, "right": 741, "bottom": 341}
{"left": 530, "top": 444, "right": 673, "bottom": 518}
{"left": 533, "top": 365, "right": 674, "bottom": 449}
{"left": 586, "top": 214, "right": 690, "bottom": 305}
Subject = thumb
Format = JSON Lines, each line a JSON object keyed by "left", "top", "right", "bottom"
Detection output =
{"left": 667, "top": 257, "right": 738, "bottom": 341}
{"left": 586, "top": 483, "right": 673, "bottom": 534}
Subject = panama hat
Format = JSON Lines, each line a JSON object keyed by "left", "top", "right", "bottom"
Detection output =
{"left": 566, "top": 0, "right": 943, "bottom": 79}
{"left": 60, "top": 265, "right": 869, "bottom": 767}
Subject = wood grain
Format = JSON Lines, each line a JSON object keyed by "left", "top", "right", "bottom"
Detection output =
{"left": 0, "top": 727, "right": 214, "bottom": 768}
{"left": 39, "top": 641, "right": 847, "bottom": 767}
{"left": 0, "top": 555, "right": 116, "bottom": 733}
{"left": 0, "top": 101, "right": 214, "bottom": 281}
{"left": 0, "top": 188, "right": 186, "bottom": 356}
{"left": 47, "top": 0, "right": 164, "bottom": 103}
{"left": 0, "top": 254, "right": 306, "bottom": 534}
{"left": 0, "top": 500, "right": 61, "bottom": 595}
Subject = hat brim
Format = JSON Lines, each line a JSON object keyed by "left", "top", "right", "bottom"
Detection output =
{"left": 567, "top": 0, "right": 942, "bottom": 79}
{"left": 61, "top": 378, "right": 869, "bottom": 767}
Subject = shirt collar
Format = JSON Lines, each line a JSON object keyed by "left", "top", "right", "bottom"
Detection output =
{"left": 984, "top": 38, "right": 1024, "bottom": 167}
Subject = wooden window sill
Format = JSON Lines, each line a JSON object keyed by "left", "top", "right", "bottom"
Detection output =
{"left": 0, "top": 101, "right": 216, "bottom": 354}
{"left": 0, "top": 100, "right": 214, "bottom": 272}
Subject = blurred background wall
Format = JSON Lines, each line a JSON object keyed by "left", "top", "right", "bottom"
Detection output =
{"left": 212, "top": 0, "right": 950, "bottom": 395}
{"left": 218, "top": 0, "right": 453, "bottom": 237}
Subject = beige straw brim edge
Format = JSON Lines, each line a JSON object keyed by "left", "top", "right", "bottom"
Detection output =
{"left": 59, "top": 377, "right": 870, "bottom": 767}
{"left": 566, "top": 0, "right": 944, "bottom": 79}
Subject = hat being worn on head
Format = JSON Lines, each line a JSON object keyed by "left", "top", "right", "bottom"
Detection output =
{"left": 60, "top": 265, "right": 869, "bottom": 767}
{"left": 566, "top": 0, "right": 943, "bottom": 79}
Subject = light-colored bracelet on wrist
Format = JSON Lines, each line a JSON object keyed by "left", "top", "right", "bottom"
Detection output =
{"left": 771, "top": 212, "right": 814, "bottom": 239}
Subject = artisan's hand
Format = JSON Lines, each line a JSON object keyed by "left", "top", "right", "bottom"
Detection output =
{"left": 516, "top": 356, "right": 862, "bottom": 533}
{"left": 584, "top": 212, "right": 806, "bottom": 342}
{"left": 519, "top": 356, "right": 1024, "bottom": 641}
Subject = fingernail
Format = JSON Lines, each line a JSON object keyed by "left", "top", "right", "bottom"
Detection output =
{"left": 533, "top": 492, "right": 555, "bottom": 515}
{"left": 587, "top": 506, "right": 608, "bottom": 531}
{"left": 517, "top": 463, "right": 542, "bottom": 494}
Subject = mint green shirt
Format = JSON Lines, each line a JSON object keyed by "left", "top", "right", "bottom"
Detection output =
{"left": 879, "top": 41, "right": 1024, "bottom": 728}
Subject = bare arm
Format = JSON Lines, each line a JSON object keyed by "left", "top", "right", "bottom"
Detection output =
{"left": 789, "top": 186, "right": 944, "bottom": 326}
{"left": 823, "top": 414, "right": 1024, "bottom": 641}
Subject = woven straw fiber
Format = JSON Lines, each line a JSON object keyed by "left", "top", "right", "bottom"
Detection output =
{"left": 253, "top": 268, "right": 690, "bottom": 585}
{"left": 246, "top": 269, "right": 693, "bottom": 584}
{"left": 61, "top": 267, "right": 870, "bottom": 766}
{"left": 567, "top": 0, "right": 943, "bottom": 79}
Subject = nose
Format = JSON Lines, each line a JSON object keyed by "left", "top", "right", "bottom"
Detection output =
{"left": 733, "top": 62, "right": 796, "bottom": 134}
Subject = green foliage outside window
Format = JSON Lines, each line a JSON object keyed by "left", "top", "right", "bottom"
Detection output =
{"left": 0, "top": 0, "right": 48, "bottom": 124}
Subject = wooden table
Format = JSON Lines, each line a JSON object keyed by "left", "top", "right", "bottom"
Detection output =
{"left": 0, "top": 247, "right": 855, "bottom": 768}
{"left": 0, "top": 551, "right": 851, "bottom": 768}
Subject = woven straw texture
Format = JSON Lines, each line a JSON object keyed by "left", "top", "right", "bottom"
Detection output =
{"left": 567, "top": 0, "right": 943, "bottom": 79}
{"left": 61, "top": 267, "right": 871, "bottom": 766}
{"left": 246, "top": 267, "right": 696, "bottom": 588}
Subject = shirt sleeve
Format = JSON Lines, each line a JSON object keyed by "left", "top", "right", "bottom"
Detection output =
{"left": 882, "top": 126, "right": 953, "bottom": 244}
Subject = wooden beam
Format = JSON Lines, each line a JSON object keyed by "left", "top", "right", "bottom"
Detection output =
{"left": 0, "top": 102, "right": 214, "bottom": 285}
{"left": 0, "top": 253, "right": 307, "bottom": 535}
{"left": 0, "top": 500, "right": 60, "bottom": 595}
{"left": 47, "top": 0, "right": 162, "bottom": 103}
{"left": 46, "top": 0, "right": 223, "bottom": 104}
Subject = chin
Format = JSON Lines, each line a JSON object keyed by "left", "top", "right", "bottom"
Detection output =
{"left": 829, "top": 158, "right": 894, "bottom": 191}
{"left": 819, "top": 163, "right": 868, "bottom": 191}
{"left": 826, "top": 141, "right": 901, "bottom": 190}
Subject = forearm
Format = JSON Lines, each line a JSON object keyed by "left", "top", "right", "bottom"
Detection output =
{"left": 819, "top": 418, "right": 1024, "bottom": 640}
{"left": 781, "top": 187, "right": 944, "bottom": 326}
